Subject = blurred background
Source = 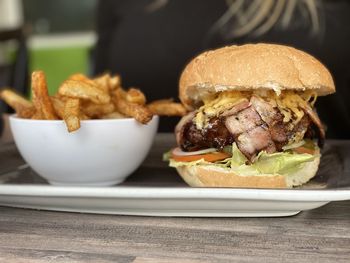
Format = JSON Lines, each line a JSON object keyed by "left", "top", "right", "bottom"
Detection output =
{"left": 0, "top": 0, "right": 95, "bottom": 92}
{"left": 0, "top": 0, "right": 349, "bottom": 137}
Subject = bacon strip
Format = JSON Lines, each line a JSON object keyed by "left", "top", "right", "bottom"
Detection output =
{"left": 221, "top": 100, "right": 250, "bottom": 117}
{"left": 177, "top": 95, "right": 319, "bottom": 162}
{"left": 300, "top": 103, "right": 325, "bottom": 146}
{"left": 225, "top": 106, "right": 276, "bottom": 161}
{"left": 250, "top": 96, "right": 288, "bottom": 149}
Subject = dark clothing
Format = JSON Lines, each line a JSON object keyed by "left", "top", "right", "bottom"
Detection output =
{"left": 94, "top": 0, "right": 350, "bottom": 138}
{"left": 0, "top": 27, "right": 29, "bottom": 137}
{"left": 0, "top": 115, "right": 2, "bottom": 136}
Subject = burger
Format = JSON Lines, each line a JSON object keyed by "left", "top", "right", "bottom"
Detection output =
{"left": 165, "top": 43, "right": 335, "bottom": 188}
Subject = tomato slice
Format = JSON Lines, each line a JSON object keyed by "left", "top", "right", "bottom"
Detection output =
{"left": 171, "top": 151, "right": 231, "bottom": 162}
{"left": 293, "top": 146, "right": 315, "bottom": 155}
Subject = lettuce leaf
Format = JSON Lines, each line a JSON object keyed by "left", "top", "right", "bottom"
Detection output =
{"left": 167, "top": 141, "right": 319, "bottom": 176}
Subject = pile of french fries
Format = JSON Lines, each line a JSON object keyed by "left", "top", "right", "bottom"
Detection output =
{"left": 0, "top": 70, "right": 187, "bottom": 132}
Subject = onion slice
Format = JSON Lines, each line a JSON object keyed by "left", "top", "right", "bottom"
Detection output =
{"left": 172, "top": 147, "right": 217, "bottom": 156}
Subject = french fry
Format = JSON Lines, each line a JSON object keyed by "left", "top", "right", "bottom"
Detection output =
{"left": 69, "top": 73, "right": 96, "bottom": 86}
{"left": 109, "top": 75, "right": 121, "bottom": 90}
{"left": 59, "top": 80, "right": 110, "bottom": 104}
{"left": 126, "top": 88, "right": 146, "bottom": 105}
{"left": 17, "top": 107, "right": 36, "bottom": 119}
{"left": 63, "top": 98, "right": 80, "bottom": 132}
{"left": 79, "top": 113, "right": 89, "bottom": 120}
{"left": 69, "top": 73, "right": 112, "bottom": 105}
{"left": 31, "top": 71, "right": 58, "bottom": 120}
{"left": 93, "top": 74, "right": 110, "bottom": 93}
{"left": 31, "top": 110, "right": 44, "bottom": 120}
{"left": 0, "top": 89, "right": 32, "bottom": 108}
{"left": 81, "top": 101, "right": 115, "bottom": 118}
{"left": 113, "top": 89, "right": 153, "bottom": 124}
{"left": 1, "top": 70, "right": 156, "bottom": 132}
{"left": 50, "top": 96, "right": 65, "bottom": 119}
{"left": 101, "top": 111, "right": 126, "bottom": 119}
{"left": 55, "top": 93, "right": 69, "bottom": 102}
{"left": 116, "top": 87, "right": 127, "bottom": 99}
{"left": 116, "top": 99, "right": 153, "bottom": 124}
{"left": 147, "top": 99, "right": 187, "bottom": 116}
{"left": 52, "top": 95, "right": 88, "bottom": 120}
{"left": 0, "top": 89, "right": 35, "bottom": 118}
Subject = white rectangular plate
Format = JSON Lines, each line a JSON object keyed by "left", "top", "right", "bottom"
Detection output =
{"left": 0, "top": 183, "right": 350, "bottom": 217}
{"left": 0, "top": 136, "right": 350, "bottom": 217}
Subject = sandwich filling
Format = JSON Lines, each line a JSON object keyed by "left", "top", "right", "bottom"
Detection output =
{"left": 175, "top": 90, "right": 323, "bottom": 162}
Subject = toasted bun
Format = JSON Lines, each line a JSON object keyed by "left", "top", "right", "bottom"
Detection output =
{"left": 179, "top": 44, "right": 335, "bottom": 110}
{"left": 176, "top": 154, "right": 320, "bottom": 188}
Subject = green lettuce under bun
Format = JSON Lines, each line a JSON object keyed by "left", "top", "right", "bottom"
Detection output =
{"left": 166, "top": 140, "right": 319, "bottom": 177}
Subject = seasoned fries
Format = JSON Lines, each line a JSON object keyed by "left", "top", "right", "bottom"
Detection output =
{"left": 64, "top": 98, "right": 81, "bottom": 132}
{"left": 109, "top": 75, "right": 121, "bottom": 90}
{"left": 101, "top": 111, "right": 125, "bottom": 119}
{"left": 115, "top": 97, "right": 153, "bottom": 124}
{"left": 50, "top": 96, "right": 65, "bottom": 119}
{"left": 69, "top": 73, "right": 96, "bottom": 87}
{"left": 126, "top": 88, "right": 146, "bottom": 105}
{"left": 147, "top": 99, "right": 187, "bottom": 116}
{"left": 1, "top": 69, "right": 187, "bottom": 132}
{"left": 59, "top": 79, "right": 110, "bottom": 104}
{"left": 81, "top": 101, "right": 115, "bottom": 118}
{"left": 31, "top": 110, "right": 44, "bottom": 120}
{"left": 113, "top": 88, "right": 153, "bottom": 124}
{"left": 31, "top": 71, "right": 58, "bottom": 120}
{"left": 0, "top": 89, "right": 35, "bottom": 118}
{"left": 93, "top": 74, "right": 111, "bottom": 93}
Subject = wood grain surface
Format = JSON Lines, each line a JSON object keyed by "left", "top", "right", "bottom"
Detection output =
{"left": 0, "top": 202, "right": 349, "bottom": 263}
{"left": 0, "top": 134, "right": 349, "bottom": 262}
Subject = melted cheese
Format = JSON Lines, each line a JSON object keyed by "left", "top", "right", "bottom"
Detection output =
{"left": 274, "top": 91, "right": 317, "bottom": 126}
{"left": 195, "top": 91, "right": 249, "bottom": 129}
{"left": 275, "top": 92, "right": 306, "bottom": 124}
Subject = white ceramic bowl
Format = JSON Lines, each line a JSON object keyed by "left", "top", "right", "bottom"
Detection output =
{"left": 9, "top": 115, "right": 159, "bottom": 186}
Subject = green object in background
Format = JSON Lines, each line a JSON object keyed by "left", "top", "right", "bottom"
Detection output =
{"left": 30, "top": 46, "right": 90, "bottom": 95}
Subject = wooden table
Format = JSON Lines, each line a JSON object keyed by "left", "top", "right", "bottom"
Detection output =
{"left": 0, "top": 134, "right": 349, "bottom": 262}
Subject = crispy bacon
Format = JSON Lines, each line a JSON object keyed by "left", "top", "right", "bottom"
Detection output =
{"left": 225, "top": 105, "right": 263, "bottom": 134}
{"left": 179, "top": 100, "right": 250, "bottom": 151}
{"left": 250, "top": 96, "right": 288, "bottom": 149}
{"left": 221, "top": 99, "right": 250, "bottom": 116}
{"left": 225, "top": 106, "right": 276, "bottom": 161}
{"left": 177, "top": 95, "right": 318, "bottom": 162}
{"left": 300, "top": 103, "right": 325, "bottom": 146}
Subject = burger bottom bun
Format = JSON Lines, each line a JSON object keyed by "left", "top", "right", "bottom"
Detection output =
{"left": 176, "top": 155, "right": 320, "bottom": 188}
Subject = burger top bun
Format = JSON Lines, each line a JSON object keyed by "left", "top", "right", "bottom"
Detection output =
{"left": 179, "top": 43, "right": 335, "bottom": 110}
